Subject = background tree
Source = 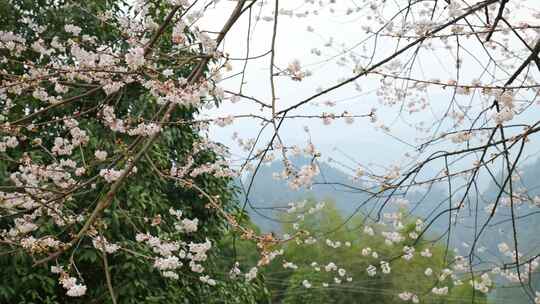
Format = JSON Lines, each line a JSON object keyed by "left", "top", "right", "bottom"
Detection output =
{"left": 259, "top": 199, "right": 486, "bottom": 303}
{"left": 0, "top": 0, "right": 267, "bottom": 303}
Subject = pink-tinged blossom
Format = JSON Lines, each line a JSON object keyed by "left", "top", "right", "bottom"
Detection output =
{"left": 398, "top": 292, "right": 419, "bottom": 303}
{"left": 127, "top": 122, "right": 161, "bottom": 137}
{"left": 125, "top": 47, "right": 145, "bottom": 69}
{"left": 92, "top": 236, "right": 120, "bottom": 254}
{"left": 176, "top": 218, "right": 199, "bottom": 233}
{"left": 99, "top": 168, "right": 124, "bottom": 183}
{"left": 60, "top": 276, "right": 87, "bottom": 297}
{"left": 154, "top": 256, "right": 182, "bottom": 271}
{"left": 95, "top": 150, "right": 108, "bottom": 161}
{"left": 64, "top": 24, "right": 82, "bottom": 36}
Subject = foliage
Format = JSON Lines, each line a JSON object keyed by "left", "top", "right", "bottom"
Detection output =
{"left": 267, "top": 199, "right": 487, "bottom": 303}
{"left": 0, "top": 0, "right": 265, "bottom": 303}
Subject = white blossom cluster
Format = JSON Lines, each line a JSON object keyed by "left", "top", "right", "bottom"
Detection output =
{"left": 135, "top": 209, "right": 213, "bottom": 282}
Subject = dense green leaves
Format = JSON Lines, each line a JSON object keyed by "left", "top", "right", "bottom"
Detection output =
{"left": 257, "top": 199, "right": 487, "bottom": 303}
{"left": 0, "top": 1, "right": 266, "bottom": 303}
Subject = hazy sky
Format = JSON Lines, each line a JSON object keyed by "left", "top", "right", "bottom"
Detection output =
{"left": 194, "top": 0, "right": 540, "bottom": 179}
{"left": 190, "top": 2, "right": 540, "bottom": 268}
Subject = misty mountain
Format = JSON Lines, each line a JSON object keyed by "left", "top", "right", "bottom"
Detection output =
{"left": 236, "top": 156, "right": 371, "bottom": 232}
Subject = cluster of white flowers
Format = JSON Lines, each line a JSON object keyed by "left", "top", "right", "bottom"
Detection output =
{"left": 245, "top": 266, "right": 258, "bottom": 282}
{"left": 321, "top": 113, "right": 334, "bottom": 125}
{"left": 99, "top": 168, "right": 126, "bottom": 183}
{"left": 57, "top": 273, "right": 87, "bottom": 297}
{"left": 229, "top": 262, "right": 242, "bottom": 279}
{"left": 325, "top": 262, "right": 338, "bottom": 272}
{"left": 493, "top": 107, "right": 514, "bottom": 125}
{"left": 95, "top": 150, "right": 108, "bottom": 161}
{"left": 188, "top": 239, "right": 212, "bottom": 262}
{"left": 382, "top": 231, "right": 404, "bottom": 245}
{"left": 69, "top": 43, "right": 101, "bottom": 68}
{"left": 283, "top": 261, "right": 298, "bottom": 270}
{"left": 449, "top": 131, "right": 472, "bottom": 143}
{"left": 0, "top": 136, "right": 18, "bottom": 152}
{"left": 20, "top": 236, "right": 62, "bottom": 253}
{"left": 398, "top": 291, "right": 419, "bottom": 303}
{"left": 380, "top": 261, "right": 391, "bottom": 274}
{"left": 470, "top": 273, "right": 492, "bottom": 293}
{"left": 154, "top": 256, "right": 182, "bottom": 271}
{"left": 9, "top": 217, "right": 38, "bottom": 237}
{"left": 432, "top": 286, "right": 449, "bottom": 295}
{"left": 361, "top": 247, "right": 372, "bottom": 256}
{"left": 402, "top": 246, "right": 415, "bottom": 261}
{"left": 420, "top": 248, "right": 432, "bottom": 257}
{"left": 363, "top": 225, "right": 375, "bottom": 236}
{"left": 286, "top": 200, "right": 307, "bottom": 213}
{"left": 189, "top": 159, "right": 235, "bottom": 179}
{"left": 438, "top": 268, "right": 454, "bottom": 282}
{"left": 133, "top": 208, "right": 212, "bottom": 281}
{"left": 127, "top": 122, "right": 162, "bottom": 137}
{"left": 101, "top": 105, "right": 127, "bottom": 133}
{"left": 200, "top": 275, "right": 216, "bottom": 286}
{"left": 326, "top": 239, "right": 342, "bottom": 248}
{"left": 286, "top": 59, "right": 310, "bottom": 81}
{"left": 176, "top": 218, "right": 199, "bottom": 233}
{"left": 125, "top": 47, "right": 145, "bottom": 69}
{"left": 215, "top": 115, "right": 235, "bottom": 127}
{"left": 287, "top": 164, "right": 320, "bottom": 190}
{"left": 92, "top": 236, "right": 120, "bottom": 254}
{"left": 492, "top": 256, "right": 540, "bottom": 284}
{"left": 493, "top": 91, "right": 515, "bottom": 124}
{"left": 135, "top": 233, "right": 178, "bottom": 256}
{"left": 64, "top": 24, "right": 82, "bottom": 36}
{"left": 168, "top": 144, "right": 235, "bottom": 179}
{"left": 51, "top": 137, "right": 74, "bottom": 156}
{"left": 366, "top": 264, "right": 377, "bottom": 276}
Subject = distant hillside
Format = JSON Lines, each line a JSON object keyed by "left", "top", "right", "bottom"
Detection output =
{"left": 235, "top": 156, "right": 540, "bottom": 303}
{"left": 236, "top": 157, "right": 371, "bottom": 232}
{"left": 236, "top": 156, "right": 540, "bottom": 256}
{"left": 235, "top": 157, "right": 448, "bottom": 233}
{"left": 240, "top": 154, "right": 540, "bottom": 258}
